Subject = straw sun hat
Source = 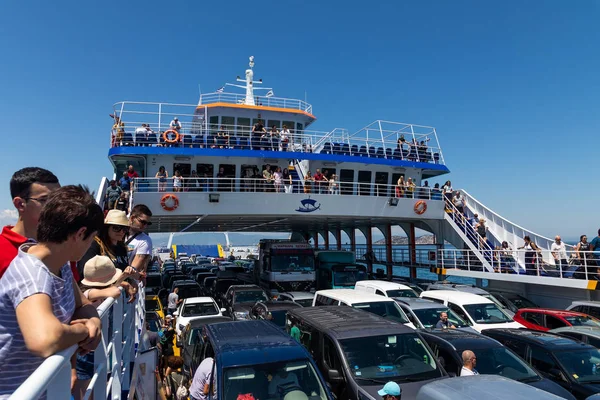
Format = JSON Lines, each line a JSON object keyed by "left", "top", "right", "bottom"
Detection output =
{"left": 104, "top": 210, "right": 129, "bottom": 226}
{"left": 81, "top": 255, "right": 122, "bottom": 287}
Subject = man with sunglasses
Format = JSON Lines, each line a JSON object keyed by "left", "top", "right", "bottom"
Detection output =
{"left": 127, "top": 204, "right": 153, "bottom": 279}
{"left": 0, "top": 167, "right": 60, "bottom": 278}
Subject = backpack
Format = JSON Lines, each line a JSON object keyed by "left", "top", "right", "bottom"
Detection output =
{"left": 157, "top": 328, "right": 168, "bottom": 346}
{"left": 175, "top": 376, "right": 188, "bottom": 400}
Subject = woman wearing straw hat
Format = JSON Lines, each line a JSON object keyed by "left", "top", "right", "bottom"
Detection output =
{"left": 73, "top": 255, "right": 129, "bottom": 400}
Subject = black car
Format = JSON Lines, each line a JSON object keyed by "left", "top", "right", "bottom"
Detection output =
{"left": 145, "top": 272, "right": 162, "bottom": 295}
{"left": 419, "top": 329, "right": 575, "bottom": 399}
{"left": 171, "top": 280, "right": 202, "bottom": 300}
{"left": 179, "top": 315, "right": 232, "bottom": 377}
{"left": 249, "top": 301, "right": 302, "bottom": 329}
{"left": 145, "top": 311, "right": 162, "bottom": 332}
{"left": 166, "top": 273, "right": 189, "bottom": 290}
{"left": 213, "top": 278, "right": 240, "bottom": 306}
{"left": 223, "top": 285, "right": 269, "bottom": 320}
{"left": 483, "top": 328, "right": 600, "bottom": 399}
{"left": 489, "top": 291, "right": 539, "bottom": 314}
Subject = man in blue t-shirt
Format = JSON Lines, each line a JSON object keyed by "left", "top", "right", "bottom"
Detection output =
{"left": 118, "top": 171, "right": 131, "bottom": 195}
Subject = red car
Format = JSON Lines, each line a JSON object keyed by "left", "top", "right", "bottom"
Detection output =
{"left": 514, "top": 308, "right": 600, "bottom": 331}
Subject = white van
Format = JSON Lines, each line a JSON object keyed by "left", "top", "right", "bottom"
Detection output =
{"left": 313, "top": 289, "right": 415, "bottom": 329}
{"left": 354, "top": 280, "right": 418, "bottom": 298}
{"left": 420, "top": 290, "right": 524, "bottom": 332}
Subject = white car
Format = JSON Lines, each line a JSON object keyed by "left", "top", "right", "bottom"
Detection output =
{"left": 173, "top": 297, "right": 225, "bottom": 336}
{"left": 420, "top": 290, "right": 524, "bottom": 332}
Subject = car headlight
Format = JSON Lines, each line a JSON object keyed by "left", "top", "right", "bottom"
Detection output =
{"left": 234, "top": 311, "right": 250, "bottom": 320}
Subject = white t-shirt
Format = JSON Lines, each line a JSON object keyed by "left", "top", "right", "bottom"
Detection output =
{"left": 127, "top": 232, "right": 153, "bottom": 265}
{"left": 168, "top": 292, "right": 179, "bottom": 310}
{"left": 551, "top": 242, "right": 568, "bottom": 260}
{"left": 190, "top": 357, "right": 216, "bottom": 400}
{"left": 460, "top": 367, "right": 478, "bottom": 376}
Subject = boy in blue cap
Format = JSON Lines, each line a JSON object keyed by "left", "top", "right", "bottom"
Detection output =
{"left": 378, "top": 381, "right": 401, "bottom": 400}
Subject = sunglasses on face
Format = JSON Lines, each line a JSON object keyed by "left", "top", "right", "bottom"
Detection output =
{"left": 111, "top": 225, "right": 129, "bottom": 233}
{"left": 137, "top": 217, "right": 152, "bottom": 226}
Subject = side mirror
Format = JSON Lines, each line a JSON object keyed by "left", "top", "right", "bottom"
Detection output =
{"left": 220, "top": 308, "right": 226, "bottom": 313}
{"left": 172, "top": 310, "right": 179, "bottom": 317}
{"left": 547, "top": 368, "right": 566, "bottom": 382}
{"left": 327, "top": 369, "right": 343, "bottom": 383}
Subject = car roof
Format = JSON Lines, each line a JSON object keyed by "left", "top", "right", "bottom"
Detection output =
{"left": 174, "top": 280, "right": 200, "bottom": 286}
{"left": 288, "top": 306, "right": 413, "bottom": 340}
{"left": 281, "top": 291, "right": 315, "bottom": 300}
{"left": 206, "top": 320, "right": 308, "bottom": 367}
{"left": 355, "top": 280, "right": 413, "bottom": 291}
{"left": 416, "top": 375, "right": 564, "bottom": 399}
{"left": 395, "top": 298, "right": 448, "bottom": 310}
{"left": 421, "top": 290, "right": 493, "bottom": 305}
{"left": 517, "top": 308, "right": 589, "bottom": 317}
{"left": 183, "top": 297, "right": 216, "bottom": 304}
{"left": 550, "top": 326, "right": 600, "bottom": 337}
{"left": 484, "top": 328, "right": 595, "bottom": 350}
{"left": 419, "top": 329, "right": 503, "bottom": 350}
{"left": 426, "top": 283, "right": 490, "bottom": 295}
{"left": 569, "top": 300, "right": 600, "bottom": 307}
{"left": 314, "top": 289, "right": 396, "bottom": 304}
{"left": 189, "top": 316, "right": 231, "bottom": 328}
{"left": 257, "top": 301, "right": 302, "bottom": 311}
{"left": 230, "top": 284, "right": 263, "bottom": 291}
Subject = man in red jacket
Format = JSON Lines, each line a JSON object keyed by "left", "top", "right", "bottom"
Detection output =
{"left": 0, "top": 167, "right": 60, "bottom": 278}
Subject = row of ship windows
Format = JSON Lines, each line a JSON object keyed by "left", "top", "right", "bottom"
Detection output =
{"left": 207, "top": 116, "right": 303, "bottom": 133}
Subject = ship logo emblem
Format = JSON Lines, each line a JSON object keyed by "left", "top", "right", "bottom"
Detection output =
{"left": 295, "top": 197, "right": 321, "bottom": 213}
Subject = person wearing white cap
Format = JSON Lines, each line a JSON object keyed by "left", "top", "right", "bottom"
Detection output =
{"left": 73, "top": 255, "right": 128, "bottom": 400}
{"left": 378, "top": 381, "right": 401, "bottom": 400}
{"left": 170, "top": 117, "right": 182, "bottom": 132}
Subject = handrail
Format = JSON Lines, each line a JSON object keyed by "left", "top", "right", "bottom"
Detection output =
{"left": 10, "top": 284, "right": 145, "bottom": 400}
{"left": 95, "top": 177, "right": 110, "bottom": 209}
{"left": 132, "top": 177, "right": 443, "bottom": 200}
{"left": 198, "top": 92, "right": 313, "bottom": 113}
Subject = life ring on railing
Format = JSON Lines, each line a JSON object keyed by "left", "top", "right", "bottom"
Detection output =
{"left": 414, "top": 200, "right": 427, "bottom": 215}
{"left": 160, "top": 194, "right": 179, "bottom": 211}
{"left": 163, "top": 129, "right": 180, "bottom": 143}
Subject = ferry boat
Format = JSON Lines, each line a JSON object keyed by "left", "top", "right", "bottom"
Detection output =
{"left": 15, "top": 56, "right": 600, "bottom": 399}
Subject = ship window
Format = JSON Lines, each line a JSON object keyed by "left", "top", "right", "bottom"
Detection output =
{"left": 209, "top": 116, "right": 219, "bottom": 135}
{"left": 339, "top": 169, "right": 354, "bottom": 195}
{"left": 392, "top": 173, "right": 405, "bottom": 187}
{"left": 322, "top": 168, "right": 336, "bottom": 180}
{"left": 238, "top": 117, "right": 251, "bottom": 138}
{"left": 221, "top": 116, "right": 235, "bottom": 131}
{"left": 173, "top": 163, "right": 191, "bottom": 177}
{"left": 358, "top": 171, "right": 372, "bottom": 196}
{"left": 196, "top": 164, "right": 214, "bottom": 177}
{"left": 216, "top": 164, "right": 236, "bottom": 192}
{"left": 267, "top": 120, "right": 281, "bottom": 129}
{"left": 375, "top": 172, "right": 389, "bottom": 197}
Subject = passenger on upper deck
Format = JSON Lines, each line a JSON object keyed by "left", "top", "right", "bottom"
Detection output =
{"left": 217, "top": 125, "right": 230, "bottom": 149}
{"left": 313, "top": 169, "right": 326, "bottom": 194}
{"left": 173, "top": 171, "right": 183, "bottom": 192}
{"left": 281, "top": 125, "right": 291, "bottom": 151}
{"left": 432, "top": 183, "right": 442, "bottom": 200}
{"left": 252, "top": 120, "right": 267, "bottom": 150}
{"left": 110, "top": 114, "right": 124, "bottom": 146}
{"left": 170, "top": 117, "right": 182, "bottom": 132}
{"left": 269, "top": 125, "right": 280, "bottom": 151}
{"left": 304, "top": 171, "right": 313, "bottom": 194}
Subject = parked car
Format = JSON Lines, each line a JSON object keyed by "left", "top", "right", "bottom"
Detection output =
{"left": 145, "top": 295, "right": 164, "bottom": 320}
{"left": 416, "top": 375, "right": 567, "bottom": 400}
{"left": 276, "top": 291, "right": 315, "bottom": 307}
{"left": 172, "top": 296, "right": 225, "bottom": 336}
{"left": 145, "top": 272, "right": 162, "bottom": 295}
{"left": 179, "top": 315, "right": 232, "bottom": 377}
{"left": 489, "top": 291, "right": 539, "bottom": 313}
{"left": 223, "top": 284, "right": 269, "bottom": 320}
{"left": 420, "top": 290, "right": 524, "bottom": 332}
{"left": 551, "top": 327, "right": 600, "bottom": 348}
{"left": 171, "top": 280, "right": 202, "bottom": 301}
{"left": 419, "top": 328, "right": 575, "bottom": 399}
{"left": 395, "top": 297, "right": 475, "bottom": 332}
{"left": 483, "top": 329, "right": 600, "bottom": 399}
{"left": 145, "top": 311, "right": 162, "bottom": 333}
{"left": 354, "top": 280, "right": 418, "bottom": 298}
{"left": 200, "top": 320, "right": 334, "bottom": 400}
{"left": 514, "top": 309, "right": 600, "bottom": 332}
{"left": 424, "top": 283, "right": 513, "bottom": 316}
{"left": 567, "top": 302, "right": 600, "bottom": 320}
{"left": 286, "top": 306, "right": 447, "bottom": 400}
{"left": 249, "top": 301, "right": 302, "bottom": 329}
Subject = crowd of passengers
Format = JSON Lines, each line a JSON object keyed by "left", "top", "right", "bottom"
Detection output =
{"left": 0, "top": 166, "right": 158, "bottom": 399}
{"left": 443, "top": 185, "right": 600, "bottom": 278}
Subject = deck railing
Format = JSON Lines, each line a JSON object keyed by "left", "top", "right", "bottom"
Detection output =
{"left": 198, "top": 92, "right": 313, "bottom": 114}
{"left": 9, "top": 284, "right": 145, "bottom": 400}
{"left": 133, "top": 177, "right": 444, "bottom": 200}
{"left": 440, "top": 248, "right": 600, "bottom": 278}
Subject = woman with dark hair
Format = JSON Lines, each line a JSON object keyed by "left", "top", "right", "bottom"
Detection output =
{"left": 518, "top": 236, "right": 541, "bottom": 275}
{"left": 156, "top": 166, "right": 169, "bottom": 192}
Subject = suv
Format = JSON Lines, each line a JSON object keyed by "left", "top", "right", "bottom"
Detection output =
{"left": 419, "top": 329, "right": 575, "bottom": 399}
{"left": 424, "top": 283, "right": 512, "bottom": 316}
{"left": 179, "top": 315, "right": 231, "bottom": 377}
{"left": 249, "top": 301, "right": 302, "bottom": 329}
{"left": 199, "top": 320, "right": 333, "bottom": 400}
{"left": 420, "top": 290, "right": 524, "bottom": 332}
{"left": 567, "top": 301, "right": 600, "bottom": 320}
{"left": 224, "top": 285, "right": 269, "bottom": 321}
{"left": 394, "top": 298, "right": 474, "bottom": 331}
{"left": 172, "top": 296, "right": 224, "bottom": 336}
{"left": 489, "top": 291, "right": 539, "bottom": 314}
{"left": 551, "top": 326, "right": 600, "bottom": 349}
{"left": 514, "top": 309, "right": 600, "bottom": 332}
{"left": 287, "top": 306, "right": 446, "bottom": 400}
{"left": 354, "top": 280, "right": 418, "bottom": 298}
{"left": 277, "top": 291, "right": 315, "bottom": 307}
{"left": 483, "top": 329, "right": 600, "bottom": 399}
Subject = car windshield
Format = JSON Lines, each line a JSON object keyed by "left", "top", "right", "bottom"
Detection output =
{"left": 509, "top": 295, "right": 537, "bottom": 309}
{"left": 463, "top": 303, "right": 512, "bottom": 324}
{"left": 387, "top": 289, "right": 417, "bottom": 298}
{"left": 263, "top": 310, "right": 287, "bottom": 328}
{"left": 353, "top": 301, "right": 409, "bottom": 324}
{"left": 333, "top": 270, "right": 368, "bottom": 287}
{"left": 236, "top": 290, "right": 268, "bottom": 303}
{"left": 189, "top": 328, "right": 201, "bottom": 346}
{"left": 555, "top": 348, "right": 600, "bottom": 383}
{"left": 296, "top": 299, "right": 314, "bottom": 308}
{"left": 458, "top": 346, "right": 539, "bottom": 382}
{"left": 413, "top": 307, "right": 470, "bottom": 328}
{"left": 182, "top": 302, "right": 218, "bottom": 317}
{"left": 340, "top": 333, "right": 441, "bottom": 382}
{"left": 271, "top": 254, "right": 315, "bottom": 272}
{"left": 145, "top": 299, "right": 160, "bottom": 311}
{"left": 482, "top": 294, "right": 509, "bottom": 310}
{"left": 223, "top": 360, "right": 327, "bottom": 400}
{"left": 564, "top": 316, "right": 600, "bottom": 328}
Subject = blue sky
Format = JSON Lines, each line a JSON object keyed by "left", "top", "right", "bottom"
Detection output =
{"left": 0, "top": 1, "right": 598, "bottom": 239}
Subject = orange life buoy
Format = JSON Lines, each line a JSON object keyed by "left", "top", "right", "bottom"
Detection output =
{"left": 414, "top": 200, "right": 427, "bottom": 215}
{"left": 163, "top": 129, "right": 180, "bottom": 143}
{"left": 160, "top": 194, "right": 179, "bottom": 211}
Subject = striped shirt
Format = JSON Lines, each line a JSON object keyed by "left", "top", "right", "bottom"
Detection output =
{"left": 0, "top": 244, "right": 76, "bottom": 398}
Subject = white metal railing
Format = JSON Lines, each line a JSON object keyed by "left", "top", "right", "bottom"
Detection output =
{"left": 10, "top": 285, "right": 145, "bottom": 400}
{"left": 198, "top": 92, "right": 313, "bottom": 114}
{"left": 133, "top": 177, "right": 444, "bottom": 200}
{"left": 95, "top": 177, "right": 110, "bottom": 209}
{"left": 440, "top": 249, "right": 599, "bottom": 279}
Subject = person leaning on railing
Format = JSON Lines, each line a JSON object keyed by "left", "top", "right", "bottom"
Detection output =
{"left": 0, "top": 185, "right": 104, "bottom": 399}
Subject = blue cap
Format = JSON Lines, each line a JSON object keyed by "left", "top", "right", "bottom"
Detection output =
{"left": 377, "top": 382, "right": 401, "bottom": 397}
